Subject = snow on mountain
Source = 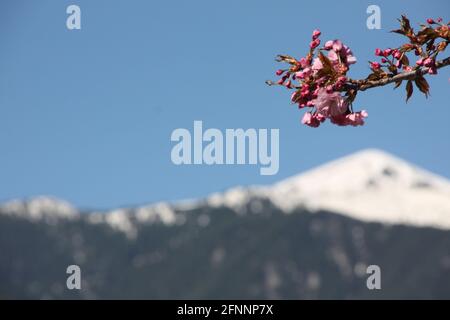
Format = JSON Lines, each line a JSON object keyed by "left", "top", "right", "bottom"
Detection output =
{"left": 80, "top": 203, "right": 180, "bottom": 238}
{"left": 206, "top": 149, "right": 450, "bottom": 229}
{"left": 1, "top": 149, "right": 450, "bottom": 231}
{"left": 0, "top": 196, "right": 79, "bottom": 223}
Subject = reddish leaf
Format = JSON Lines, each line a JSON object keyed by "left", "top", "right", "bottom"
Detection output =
{"left": 390, "top": 29, "right": 406, "bottom": 35}
{"left": 414, "top": 75, "right": 430, "bottom": 97}
{"left": 318, "top": 52, "right": 333, "bottom": 73}
{"left": 406, "top": 80, "right": 413, "bottom": 102}
{"left": 401, "top": 54, "right": 410, "bottom": 66}
{"left": 401, "top": 15, "right": 412, "bottom": 32}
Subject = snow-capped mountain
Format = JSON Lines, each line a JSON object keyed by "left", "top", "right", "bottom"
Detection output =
{"left": 1, "top": 149, "right": 450, "bottom": 232}
{"left": 207, "top": 149, "right": 450, "bottom": 229}
{"left": 2, "top": 149, "right": 450, "bottom": 299}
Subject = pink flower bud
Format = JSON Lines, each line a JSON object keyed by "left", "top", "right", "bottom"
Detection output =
{"left": 403, "top": 66, "right": 413, "bottom": 72}
{"left": 371, "top": 62, "right": 381, "bottom": 70}
{"left": 381, "top": 58, "right": 387, "bottom": 63}
{"left": 393, "top": 50, "right": 402, "bottom": 59}
{"left": 290, "top": 91, "right": 298, "bottom": 102}
{"left": 312, "top": 29, "right": 321, "bottom": 39}
{"left": 375, "top": 48, "right": 383, "bottom": 56}
{"left": 437, "top": 17, "right": 443, "bottom": 23}
{"left": 423, "top": 57, "right": 434, "bottom": 67}
{"left": 309, "top": 39, "right": 321, "bottom": 49}
{"left": 427, "top": 18, "right": 434, "bottom": 24}
{"left": 416, "top": 58, "right": 423, "bottom": 66}
{"left": 383, "top": 48, "right": 392, "bottom": 56}
{"left": 276, "top": 69, "right": 284, "bottom": 76}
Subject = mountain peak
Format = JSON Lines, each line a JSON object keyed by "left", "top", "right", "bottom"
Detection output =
{"left": 273, "top": 148, "right": 448, "bottom": 195}
{"left": 203, "top": 148, "right": 450, "bottom": 229}
{"left": 266, "top": 148, "right": 450, "bottom": 228}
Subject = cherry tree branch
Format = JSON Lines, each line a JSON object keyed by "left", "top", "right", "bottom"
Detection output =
{"left": 346, "top": 56, "right": 450, "bottom": 92}
{"left": 267, "top": 15, "right": 449, "bottom": 127}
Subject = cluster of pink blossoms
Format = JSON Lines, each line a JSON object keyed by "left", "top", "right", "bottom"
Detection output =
{"left": 274, "top": 29, "right": 368, "bottom": 128}
{"left": 370, "top": 17, "right": 447, "bottom": 76}
{"left": 371, "top": 46, "right": 438, "bottom": 75}
{"left": 269, "top": 16, "right": 449, "bottom": 128}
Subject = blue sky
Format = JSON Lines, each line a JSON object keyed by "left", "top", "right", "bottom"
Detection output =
{"left": 0, "top": 0, "right": 449, "bottom": 209}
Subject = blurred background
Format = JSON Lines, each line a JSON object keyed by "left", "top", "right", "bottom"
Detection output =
{"left": 0, "top": 0, "right": 449, "bottom": 299}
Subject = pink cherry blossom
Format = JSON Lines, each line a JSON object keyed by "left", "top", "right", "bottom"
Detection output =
{"left": 324, "top": 40, "right": 334, "bottom": 50}
{"left": 345, "top": 53, "right": 357, "bottom": 65}
{"left": 295, "top": 67, "right": 312, "bottom": 79}
{"left": 346, "top": 110, "right": 368, "bottom": 126}
{"left": 326, "top": 42, "right": 356, "bottom": 66}
{"left": 312, "top": 88, "right": 348, "bottom": 117}
{"left": 342, "top": 45, "right": 357, "bottom": 65}
{"left": 298, "top": 57, "right": 310, "bottom": 68}
{"left": 327, "top": 50, "right": 338, "bottom": 62}
{"left": 301, "top": 112, "right": 320, "bottom": 127}
{"left": 330, "top": 110, "right": 368, "bottom": 126}
{"left": 332, "top": 40, "right": 343, "bottom": 52}
{"left": 301, "top": 112, "right": 326, "bottom": 127}
{"left": 311, "top": 58, "right": 323, "bottom": 72}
